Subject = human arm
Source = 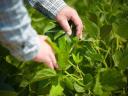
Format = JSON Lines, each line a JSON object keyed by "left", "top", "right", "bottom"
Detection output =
{"left": 0, "top": 0, "right": 83, "bottom": 69}
{"left": 0, "top": 0, "right": 57, "bottom": 69}
{"left": 0, "top": 0, "right": 40, "bottom": 61}
{"left": 29, "top": 0, "right": 83, "bottom": 38}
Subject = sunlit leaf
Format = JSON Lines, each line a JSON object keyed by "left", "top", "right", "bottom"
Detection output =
{"left": 74, "top": 82, "right": 85, "bottom": 93}
{"left": 31, "top": 69, "right": 56, "bottom": 82}
{"left": 49, "top": 84, "right": 64, "bottom": 96}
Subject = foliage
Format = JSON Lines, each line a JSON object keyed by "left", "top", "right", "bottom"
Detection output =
{"left": 0, "top": 0, "right": 128, "bottom": 96}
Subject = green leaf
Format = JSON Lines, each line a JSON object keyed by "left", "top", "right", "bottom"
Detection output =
{"left": 90, "top": 53, "right": 103, "bottom": 62}
{"left": 83, "top": 74, "right": 94, "bottom": 90}
{"left": 84, "top": 17, "right": 100, "bottom": 39}
{"left": 57, "top": 51, "right": 69, "bottom": 70}
{"left": 0, "top": 91, "right": 17, "bottom": 96}
{"left": 31, "top": 68, "right": 56, "bottom": 82}
{"left": 20, "top": 80, "right": 29, "bottom": 88}
{"left": 93, "top": 81, "right": 103, "bottom": 96}
{"left": 112, "top": 50, "right": 122, "bottom": 66}
{"left": 56, "top": 36, "right": 71, "bottom": 69}
{"left": 93, "top": 72, "right": 103, "bottom": 96}
{"left": 63, "top": 77, "right": 74, "bottom": 90}
{"left": 86, "top": 48, "right": 103, "bottom": 62}
{"left": 113, "top": 48, "right": 128, "bottom": 70}
{"left": 100, "top": 69, "right": 126, "bottom": 91}
{"left": 74, "top": 82, "right": 85, "bottom": 93}
{"left": 72, "top": 53, "right": 83, "bottom": 64}
{"left": 100, "top": 24, "right": 112, "bottom": 40}
{"left": 119, "top": 54, "right": 128, "bottom": 70}
{"left": 113, "top": 21, "right": 128, "bottom": 39}
{"left": 54, "top": 31, "right": 65, "bottom": 41}
{"left": 30, "top": 79, "right": 51, "bottom": 95}
{"left": 49, "top": 84, "right": 64, "bottom": 96}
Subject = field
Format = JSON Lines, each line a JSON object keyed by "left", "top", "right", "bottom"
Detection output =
{"left": 0, "top": 0, "right": 128, "bottom": 96}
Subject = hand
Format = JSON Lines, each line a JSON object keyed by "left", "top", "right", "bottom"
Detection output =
{"left": 33, "top": 35, "right": 58, "bottom": 69}
{"left": 56, "top": 6, "right": 83, "bottom": 39}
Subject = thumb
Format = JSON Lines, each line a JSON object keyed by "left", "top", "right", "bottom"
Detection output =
{"left": 57, "top": 17, "right": 72, "bottom": 35}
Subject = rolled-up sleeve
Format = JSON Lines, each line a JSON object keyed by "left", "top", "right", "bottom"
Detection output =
{"left": 29, "top": 0, "right": 67, "bottom": 19}
{"left": 0, "top": 0, "right": 40, "bottom": 61}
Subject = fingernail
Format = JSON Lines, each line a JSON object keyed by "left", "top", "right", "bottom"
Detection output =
{"left": 67, "top": 31, "right": 72, "bottom": 36}
{"left": 80, "top": 34, "right": 83, "bottom": 40}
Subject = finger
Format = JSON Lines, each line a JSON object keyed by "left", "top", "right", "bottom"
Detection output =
{"left": 49, "top": 52, "right": 58, "bottom": 69}
{"left": 71, "top": 13, "right": 83, "bottom": 39}
{"left": 45, "top": 59, "right": 54, "bottom": 69}
{"left": 57, "top": 17, "right": 72, "bottom": 35}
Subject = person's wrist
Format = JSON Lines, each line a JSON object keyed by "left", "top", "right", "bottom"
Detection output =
{"left": 33, "top": 46, "right": 41, "bottom": 62}
{"left": 32, "top": 35, "right": 48, "bottom": 62}
{"left": 51, "top": 0, "right": 67, "bottom": 19}
{"left": 32, "top": 40, "right": 41, "bottom": 62}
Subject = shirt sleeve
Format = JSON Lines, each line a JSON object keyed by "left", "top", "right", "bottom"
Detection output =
{"left": 28, "top": 0, "right": 67, "bottom": 19}
{"left": 0, "top": 0, "right": 40, "bottom": 61}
